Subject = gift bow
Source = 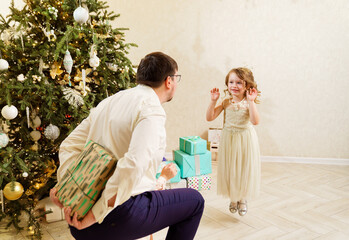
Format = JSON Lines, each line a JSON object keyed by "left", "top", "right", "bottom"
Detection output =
{"left": 182, "top": 136, "right": 201, "bottom": 153}
{"left": 182, "top": 136, "right": 201, "bottom": 142}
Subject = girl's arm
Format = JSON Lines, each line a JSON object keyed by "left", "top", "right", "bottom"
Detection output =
{"left": 247, "top": 88, "right": 260, "bottom": 125}
{"left": 206, "top": 88, "right": 224, "bottom": 121}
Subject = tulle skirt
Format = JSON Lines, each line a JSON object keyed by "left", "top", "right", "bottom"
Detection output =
{"left": 217, "top": 126, "right": 261, "bottom": 202}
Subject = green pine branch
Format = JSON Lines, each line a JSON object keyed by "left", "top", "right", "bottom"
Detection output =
{"left": 0, "top": 0, "right": 137, "bottom": 238}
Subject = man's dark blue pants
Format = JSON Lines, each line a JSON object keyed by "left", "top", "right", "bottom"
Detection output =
{"left": 69, "top": 188, "right": 205, "bottom": 240}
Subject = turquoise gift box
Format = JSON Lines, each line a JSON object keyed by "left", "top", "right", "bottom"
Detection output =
{"left": 179, "top": 136, "right": 207, "bottom": 155}
{"left": 174, "top": 150, "right": 212, "bottom": 178}
{"left": 156, "top": 161, "right": 181, "bottom": 183}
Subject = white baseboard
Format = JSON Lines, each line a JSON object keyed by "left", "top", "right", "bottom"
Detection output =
{"left": 165, "top": 152, "right": 349, "bottom": 165}
{"left": 261, "top": 156, "right": 349, "bottom": 165}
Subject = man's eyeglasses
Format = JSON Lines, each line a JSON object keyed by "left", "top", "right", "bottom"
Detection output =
{"left": 169, "top": 74, "right": 181, "bottom": 83}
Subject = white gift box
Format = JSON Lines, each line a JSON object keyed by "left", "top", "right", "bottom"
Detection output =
{"left": 166, "top": 179, "right": 187, "bottom": 189}
{"left": 36, "top": 197, "right": 65, "bottom": 222}
{"left": 45, "top": 201, "right": 65, "bottom": 222}
{"left": 208, "top": 128, "right": 222, "bottom": 144}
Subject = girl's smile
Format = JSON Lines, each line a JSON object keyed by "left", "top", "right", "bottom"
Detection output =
{"left": 227, "top": 72, "right": 246, "bottom": 99}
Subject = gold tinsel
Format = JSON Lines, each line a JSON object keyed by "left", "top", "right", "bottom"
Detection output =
{"left": 50, "top": 61, "right": 64, "bottom": 79}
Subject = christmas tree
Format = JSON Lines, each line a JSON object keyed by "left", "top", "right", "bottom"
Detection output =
{"left": 0, "top": 0, "right": 136, "bottom": 238}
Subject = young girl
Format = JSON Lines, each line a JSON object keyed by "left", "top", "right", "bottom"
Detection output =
{"left": 206, "top": 67, "right": 261, "bottom": 216}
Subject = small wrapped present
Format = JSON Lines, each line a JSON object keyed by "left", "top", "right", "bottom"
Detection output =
{"left": 35, "top": 197, "right": 64, "bottom": 223}
{"left": 55, "top": 140, "right": 117, "bottom": 220}
{"left": 174, "top": 150, "right": 212, "bottom": 178}
{"left": 166, "top": 179, "right": 187, "bottom": 189}
{"left": 179, "top": 136, "right": 207, "bottom": 155}
{"left": 45, "top": 201, "right": 65, "bottom": 223}
{"left": 208, "top": 128, "right": 222, "bottom": 144}
{"left": 187, "top": 175, "right": 212, "bottom": 191}
{"left": 156, "top": 161, "right": 181, "bottom": 183}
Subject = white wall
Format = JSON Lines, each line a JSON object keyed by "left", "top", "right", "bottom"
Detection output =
{"left": 109, "top": 0, "right": 349, "bottom": 159}
{"left": 2, "top": 0, "right": 349, "bottom": 159}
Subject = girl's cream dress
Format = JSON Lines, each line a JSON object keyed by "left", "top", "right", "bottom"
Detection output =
{"left": 217, "top": 98, "right": 261, "bottom": 202}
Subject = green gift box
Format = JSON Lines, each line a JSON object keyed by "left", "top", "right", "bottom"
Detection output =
{"left": 55, "top": 140, "right": 117, "bottom": 220}
{"left": 187, "top": 175, "right": 212, "bottom": 191}
{"left": 179, "top": 136, "right": 207, "bottom": 155}
{"left": 174, "top": 150, "right": 212, "bottom": 178}
{"left": 156, "top": 161, "right": 181, "bottom": 183}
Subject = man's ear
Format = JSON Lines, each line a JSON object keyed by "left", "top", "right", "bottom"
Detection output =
{"left": 164, "top": 76, "right": 172, "bottom": 89}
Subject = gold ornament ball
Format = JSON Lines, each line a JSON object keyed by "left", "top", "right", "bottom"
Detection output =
{"left": 3, "top": 182, "right": 24, "bottom": 200}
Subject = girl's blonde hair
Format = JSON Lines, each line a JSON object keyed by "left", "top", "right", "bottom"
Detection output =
{"left": 224, "top": 67, "right": 261, "bottom": 103}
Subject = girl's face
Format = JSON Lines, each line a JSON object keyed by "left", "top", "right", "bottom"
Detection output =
{"left": 227, "top": 72, "right": 246, "bottom": 98}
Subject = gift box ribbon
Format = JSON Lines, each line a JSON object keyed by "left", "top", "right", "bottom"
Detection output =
{"left": 65, "top": 169, "right": 98, "bottom": 202}
{"left": 182, "top": 136, "right": 201, "bottom": 154}
{"left": 194, "top": 155, "right": 201, "bottom": 175}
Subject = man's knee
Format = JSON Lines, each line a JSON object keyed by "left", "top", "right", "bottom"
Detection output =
{"left": 186, "top": 188, "right": 205, "bottom": 212}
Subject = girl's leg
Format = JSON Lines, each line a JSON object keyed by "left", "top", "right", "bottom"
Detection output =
{"left": 69, "top": 188, "right": 205, "bottom": 240}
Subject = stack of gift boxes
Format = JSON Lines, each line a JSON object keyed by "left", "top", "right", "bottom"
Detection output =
{"left": 156, "top": 136, "right": 212, "bottom": 191}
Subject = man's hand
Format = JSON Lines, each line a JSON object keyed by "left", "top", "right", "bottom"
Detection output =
{"left": 49, "top": 188, "right": 64, "bottom": 209}
{"left": 64, "top": 207, "right": 97, "bottom": 230}
{"left": 156, "top": 163, "right": 178, "bottom": 190}
{"left": 160, "top": 163, "right": 178, "bottom": 181}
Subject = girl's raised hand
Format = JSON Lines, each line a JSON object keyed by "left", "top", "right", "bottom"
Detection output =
{"left": 210, "top": 88, "right": 220, "bottom": 101}
{"left": 247, "top": 88, "right": 258, "bottom": 102}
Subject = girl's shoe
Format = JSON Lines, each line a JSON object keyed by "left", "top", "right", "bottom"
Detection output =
{"left": 237, "top": 201, "right": 248, "bottom": 216}
{"left": 229, "top": 202, "right": 238, "bottom": 213}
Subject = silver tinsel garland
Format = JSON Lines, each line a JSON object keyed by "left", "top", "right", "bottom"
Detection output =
{"left": 62, "top": 87, "right": 84, "bottom": 108}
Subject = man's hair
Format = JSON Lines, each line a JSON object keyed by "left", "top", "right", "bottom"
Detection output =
{"left": 136, "top": 52, "right": 178, "bottom": 88}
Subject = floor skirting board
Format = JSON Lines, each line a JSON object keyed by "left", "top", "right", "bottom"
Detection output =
{"left": 261, "top": 156, "right": 349, "bottom": 165}
{"left": 165, "top": 152, "right": 349, "bottom": 165}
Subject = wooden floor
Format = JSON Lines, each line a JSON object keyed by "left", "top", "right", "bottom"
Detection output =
{"left": 1, "top": 161, "right": 349, "bottom": 240}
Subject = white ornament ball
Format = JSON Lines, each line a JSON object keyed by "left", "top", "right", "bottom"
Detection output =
{"left": 73, "top": 7, "right": 89, "bottom": 24}
{"left": 17, "top": 74, "right": 26, "bottom": 82}
{"left": 30, "top": 116, "right": 41, "bottom": 129}
{"left": 0, "top": 59, "right": 9, "bottom": 71}
{"left": 1, "top": 30, "right": 11, "bottom": 43}
{"left": 0, "top": 132, "right": 9, "bottom": 148}
{"left": 44, "top": 124, "right": 60, "bottom": 141}
{"left": 1, "top": 105, "right": 18, "bottom": 120}
{"left": 89, "top": 53, "right": 100, "bottom": 69}
{"left": 30, "top": 130, "right": 41, "bottom": 141}
{"left": 22, "top": 172, "right": 29, "bottom": 178}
